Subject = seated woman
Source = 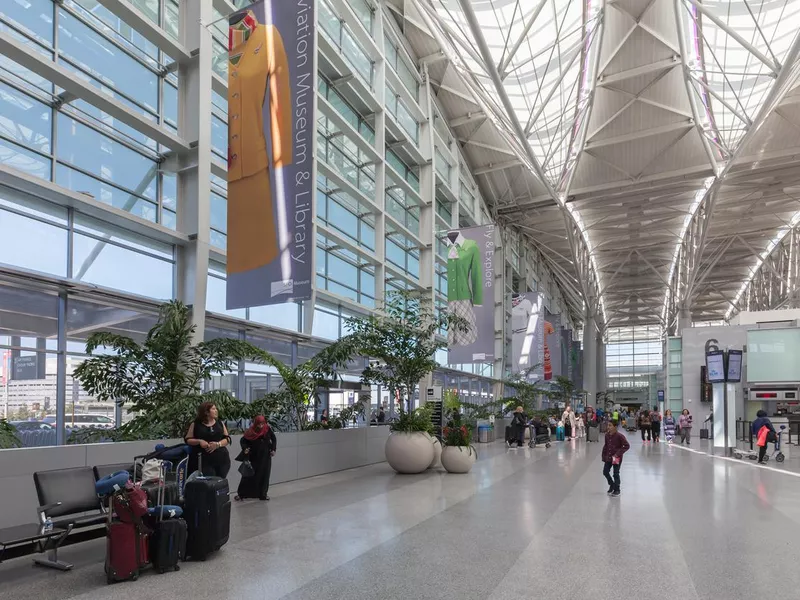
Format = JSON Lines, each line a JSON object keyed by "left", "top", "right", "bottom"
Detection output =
{"left": 235, "top": 415, "right": 277, "bottom": 501}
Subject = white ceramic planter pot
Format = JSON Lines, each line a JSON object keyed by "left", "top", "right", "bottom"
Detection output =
{"left": 428, "top": 435, "right": 442, "bottom": 468}
{"left": 441, "top": 445, "right": 477, "bottom": 474}
{"left": 385, "top": 432, "right": 435, "bottom": 474}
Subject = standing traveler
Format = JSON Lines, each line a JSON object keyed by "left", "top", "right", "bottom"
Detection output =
{"left": 320, "top": 409, "right": 329, "bottom": 425}
{"left": 510, "top": 406, "right": 527, "bottom": 447}
{"left": 562, "top": 406, "right": 576, "bottom": 440}
{"left": 679, "top": 409, "right": 693, "bottom": 445}
{"left": 574, "top": 411, "right": 585, "bottom": 439}
{"left": 663, "top": 410, "right": 677, "bottom": 443}
{"left": 584, "top": 407, "right": 597, "bottom": 440}
{"left": 602, "top": 421, "right": 630, "bottom": 497}
{"left": 638, "top": 410, "right": 652, "bottom": 442}
{"left": 377, "top": 406, "right": 386, "bottom": 423}
{"left": 235, "top": 415, "right": 277, "bottom": 501}
{"left": 185, "top": 402, "right": 232, "bottom": 478}
{"left": 650, "top": 408, "right": 662, "bottom": 443}
{"left": 752, "top": 410, "right": 776, "bottom": 464}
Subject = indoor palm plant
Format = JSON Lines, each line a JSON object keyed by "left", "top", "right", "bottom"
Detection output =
{"left": 440, "top": 423, "right": 477, "bottom": 473}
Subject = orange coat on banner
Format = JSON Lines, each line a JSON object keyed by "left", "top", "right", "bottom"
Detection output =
{"left": 543, "top": 321, "right": 554, "bottom": 380}
{"left": 227, "top": 13, "right": 293, "bottom": 275}
{"left": 757, "top": 425, "right": 769, "bottom": 448}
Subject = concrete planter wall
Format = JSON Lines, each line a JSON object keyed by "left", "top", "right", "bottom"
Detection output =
{"left": 0, "top": 425, "right": 391, "bottom": 529}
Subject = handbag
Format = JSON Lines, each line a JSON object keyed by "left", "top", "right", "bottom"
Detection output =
{"left": 238, "top": 460, "right": 255, "bottom": 477}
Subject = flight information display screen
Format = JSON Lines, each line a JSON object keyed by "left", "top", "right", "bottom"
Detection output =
{"left": 706, "top": 351, "right": 726, "bottom": 383}
{"left": 726, "top": 350, "right": 742, "bottom": 383}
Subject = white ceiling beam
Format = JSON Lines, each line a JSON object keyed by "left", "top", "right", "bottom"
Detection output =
{"left": 683, "top": 0, "right": 780, "bottom": 75}
{"left": 430, "top": 80, "right": 479, "bottom": 105}
{"left": 0, "top": 29, "right": 191, "bottom": 154}
{"left": 457, "top": 138, "right": 517, "bottom": 155}
{"left": 419, "top": 51, "right": 447, "bottom": 65}
{"left": 449, "top": 112, "right": 487, "bottom": 127}
{"left": 598, "top": 57, "right": 678, "bottom": 87}
{"left": 584, "top": 121, "right": 692, "bottom": 149}
{"left": 474, "top": 160, "right": 522, "bottom": 175}
{"left": 498, "top": 0, "right": 549, "bottom": 76}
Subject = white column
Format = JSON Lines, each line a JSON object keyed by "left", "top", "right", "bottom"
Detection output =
{"left": 175, "top": 0, "right": 213, "bottom": 341}
{"left": 678, "top": 307, "right": 692, "bottom": 332}
{"left": 583, "top": 313, "right": 597, "bottom": 406}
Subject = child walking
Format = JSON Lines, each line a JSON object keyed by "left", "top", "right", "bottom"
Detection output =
{"left": 602, "top": 421, "right": 630, "bottom": 497}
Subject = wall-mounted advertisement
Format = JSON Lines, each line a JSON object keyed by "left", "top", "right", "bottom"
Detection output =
{"left": 446, "top": 225, "right": 496, "bottom": 364}
{"left": 544, "top": 310, "right": 561, "bottom": 380}
{"left": 510, "top": 292, "right": 543, "bottom": 376}
{"left": 226, "top": 0, "right": 315, "bottom": 309}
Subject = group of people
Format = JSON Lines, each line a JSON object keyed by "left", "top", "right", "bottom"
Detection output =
{"left": 184, "top": 402, "right": 277, "bottom": 502}
{"left": 632, "top": 407, "right": 693, "bottom": 445}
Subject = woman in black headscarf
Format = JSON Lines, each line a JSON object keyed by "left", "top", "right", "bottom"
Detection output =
{"left": 234, "top": 416, "right": 277, "bottom": 501}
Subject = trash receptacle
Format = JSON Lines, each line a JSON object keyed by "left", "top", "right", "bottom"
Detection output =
{"left": 478, "top": 426, "right": 490, "bottom": 443}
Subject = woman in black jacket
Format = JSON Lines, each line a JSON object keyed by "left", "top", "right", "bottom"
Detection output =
{"left": 235, "top": 415, "right": 277, "bottom": 501}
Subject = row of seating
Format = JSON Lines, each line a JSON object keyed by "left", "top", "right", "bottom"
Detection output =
{"left": 29, "top": 462, "right": 133, "bottom": 569}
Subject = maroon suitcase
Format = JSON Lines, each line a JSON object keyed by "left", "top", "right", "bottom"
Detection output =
{"left": 106, "top": 521, "right": 148, "bottom": 583}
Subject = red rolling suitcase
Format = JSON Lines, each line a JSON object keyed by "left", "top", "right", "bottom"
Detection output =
{"left": 105, "top": 495, "right": 149, "bottom": 584}
{"left": 184, "top": 456, "right": 231, "bottom": 561}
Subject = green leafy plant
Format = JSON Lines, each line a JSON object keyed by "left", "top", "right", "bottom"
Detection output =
{"left": 345, "top": 291, "right": 467, "bottom": 412}
{"left": 389, "top": 403, "right": 434, "bottom": 434}
{"left": 0, "top": 418, "right": 21, "bottom": 449}
{"left": 548, "top": 375, "right": 577, "bottom": 406}
{"left": 253, "top": 338, "right": 357, "bottom": 432}
{"left": 71, "top": 300, "right": 356, "bottom": 442}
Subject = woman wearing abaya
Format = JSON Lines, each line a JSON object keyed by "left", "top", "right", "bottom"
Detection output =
{"left": 234, "top": 416, "right": 277, "bottom": 501}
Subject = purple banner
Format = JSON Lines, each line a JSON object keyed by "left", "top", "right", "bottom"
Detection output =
{"left": 227, "top": 0, "right": 315, "bottom": 309}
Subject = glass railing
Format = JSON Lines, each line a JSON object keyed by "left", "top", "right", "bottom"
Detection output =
{"left": 319, "top": 0, "right": 374, "bottom": 88}
{"left": 386, "top": 85, "right": 419, "bottom": 144}
{"left": 435, "top": 147, "right": 451, "bottom": 181}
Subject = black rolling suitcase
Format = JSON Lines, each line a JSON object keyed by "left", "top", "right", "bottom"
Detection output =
{"left": 146, "top": 462, "right": 187, "bottom": 574}
{"left": 184, "top": 456, "right": 231, "bottom": 560}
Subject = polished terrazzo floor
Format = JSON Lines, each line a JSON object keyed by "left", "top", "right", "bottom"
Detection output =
{"left": 2, "top": 436, "right": 800, "bottom": 599}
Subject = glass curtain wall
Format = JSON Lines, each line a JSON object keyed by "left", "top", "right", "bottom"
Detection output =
{"left": 0, "top": 0, "right": 566, "bottom": 447}
{"left": 606, "top": 325, "right": 664, "bottom": 405}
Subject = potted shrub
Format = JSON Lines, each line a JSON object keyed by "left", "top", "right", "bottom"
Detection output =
{"left": 440, "top": 424, "right": 477, "bottom": 474}
{"left": 384, "top": 405, "right": 435, "bottom": 474}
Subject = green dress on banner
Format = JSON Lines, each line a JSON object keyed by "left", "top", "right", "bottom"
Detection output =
{"left": 447, "top": 237, "right": 482, "bottom": 346}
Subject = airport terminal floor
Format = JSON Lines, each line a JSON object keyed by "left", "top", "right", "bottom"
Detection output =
{"left": 3, "top": 437, "right": 800, "bottom": 600}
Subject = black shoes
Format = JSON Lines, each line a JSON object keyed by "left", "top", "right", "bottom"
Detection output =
{"left": 607, "top": 486, "right": 614, "bottom": 495}
{"left": 611, "top": 490, "right": 621, "bottom": 497}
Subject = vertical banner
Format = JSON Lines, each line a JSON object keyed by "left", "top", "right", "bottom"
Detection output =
{"left": 544, "top": 310, "right": 561, "bottom": 380}
{"left": 561, "top": 327, "right": 571, "bottom": 381}
{"left": 510, "top": 292, "right": 544, "bottom": 376}
{"left": 227, "top": 0, "right": 315, "bottom": 309}
{"left": 446, "top": 225, "right": 496, "bottom": 364}
{"left": 574, "top": 347, "right": 583, "bottom": 391}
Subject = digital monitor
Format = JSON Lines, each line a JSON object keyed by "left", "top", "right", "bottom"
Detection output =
{"left": 726, "top": 350, "right": 743, "bottom": 383}
{"left": 706, "top": 351, "right": 726, "bottom": 383}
